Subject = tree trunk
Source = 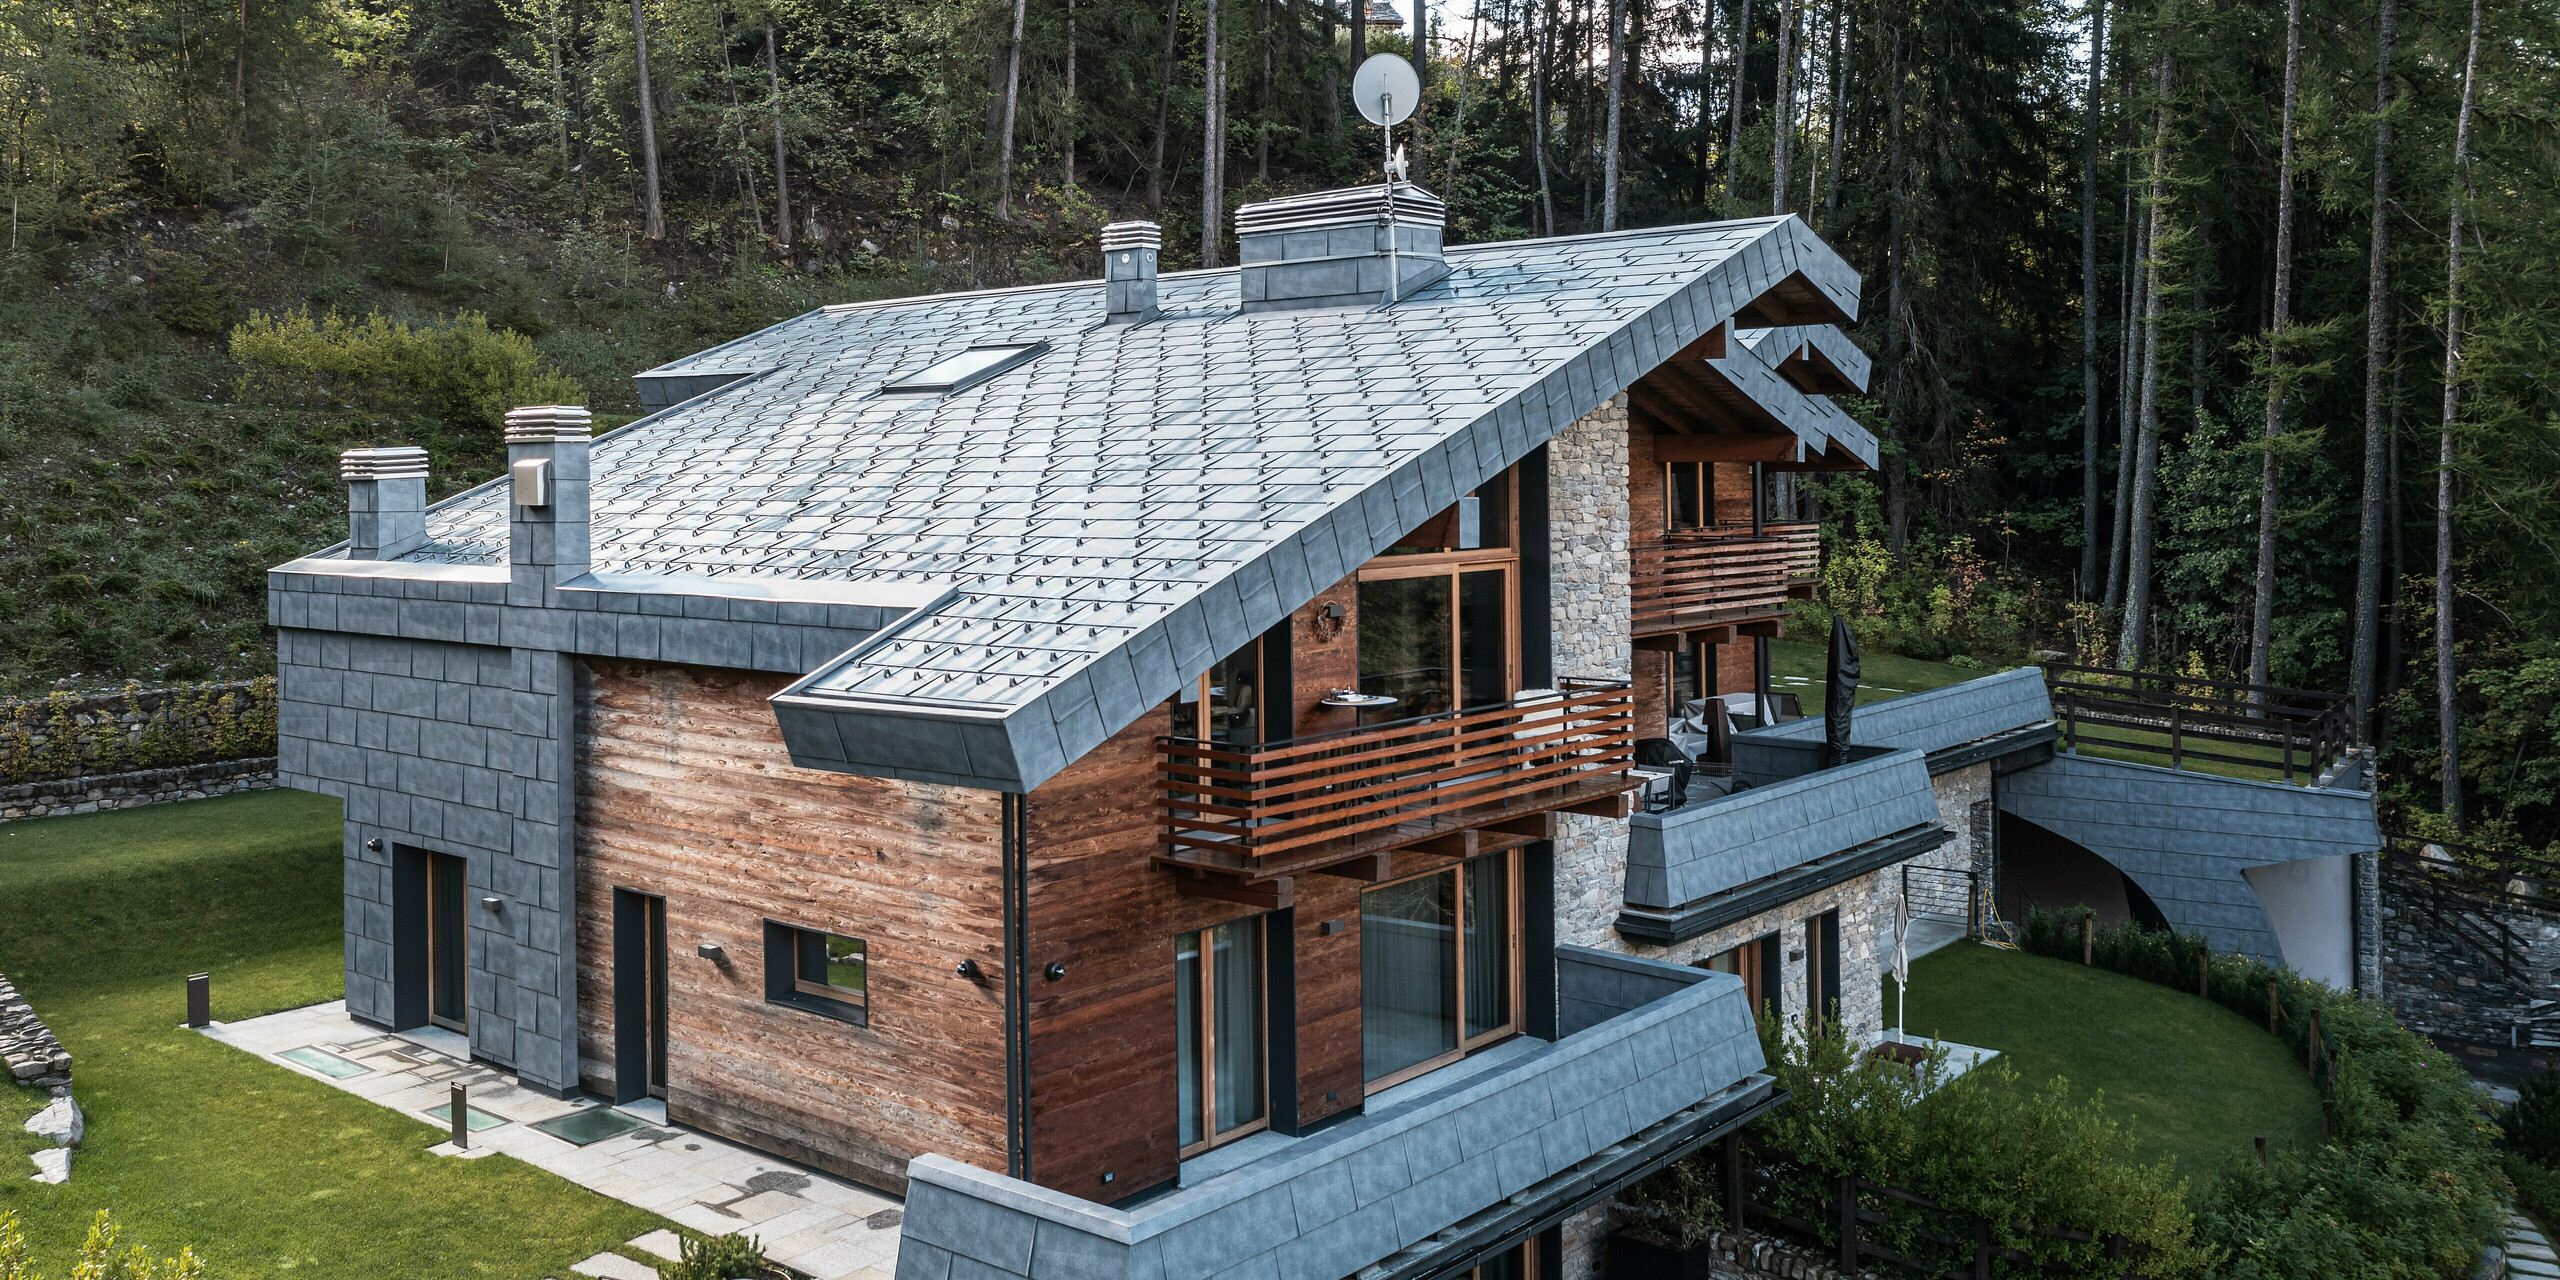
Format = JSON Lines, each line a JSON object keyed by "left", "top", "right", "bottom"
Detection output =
{"left": 2078, "top": 0, "right": 2105, "bottom": 597}
{"left": 1532, "top": 0, "right": 1554, "bottom": 235}
{"left": 2106, "top": 147, "right": 2141, "bottom": 610}
{"left": 1258, "top": 0, "right": 1273, "bottom": 182}
{"left": 765, "top": 21, "right": 792, "bottom": 247}
{"left": 1770, "top": 0, "right": 1795, "bottom": 215}
{"left": 1726, "top": 0, "right": 1751, "bottom": 209}
{"left": 1351, "top": 0, "right": 1365, "bottom": 71}
{"left": 2350, "top": 0, "right": 2398, "bottom": 737}
{"left": 2117, "top": 54, "right": 2174, "bottom": 670}
{"left": 2247, "top": 0, "right": 2301, "bottom": 695}
{"left": 1601, "top": 0, "right": 1624, "bottom": 230}
{"left": 630, "top": 0, "right": 666, "bottom": 239}
{"left": 995, "top": 0, "right": 1029, "bottom": 220}
{"left": 1148, "top": 0, "right": 1182, "bottom": 210}
{"left": 2435, "top": 0, "right": 2481, "bottom": 827}
{"left": 1821, "top": 0, "right": 1848, "bottom": 227}
{"left": 1443, "top": 7, "right": 1481, "bottom": 202}
{"left": 1882, "top": 11, "right": 1909, "bottom": 555}
{"left": 1202, "top": 0, "right": 1224, "bottom": 266}
{"left": 714, "top": 7, "right": 765, "bottom": 240}
{"left": 1066, "top": 0, "right": 1080, "bottom": 190}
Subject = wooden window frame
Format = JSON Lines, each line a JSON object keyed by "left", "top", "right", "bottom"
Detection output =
{"left": 1665, "top": 460, "right": 1708, "bottom": 530}
{"left": 763, "top": 919, "right": 869, "bottom": 1027}
{"left": 1361, "top": 849, "right": 1527, "bottom": 1096}
{"left": 1178, "top": 916, "right": 1272, "bottom": 1159}
{"left": 1194, "top": 637, "right": 1268, "bottom": 743}
{"left": 1351, "top": 557, "right": 1522, "bottom": 710}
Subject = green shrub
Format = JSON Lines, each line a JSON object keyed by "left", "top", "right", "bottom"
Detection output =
{"left": 653, "top": 1230, "right": 773, "bottom": 1280}
{"left": 2507, "top": 1062, "right": 2560, "bottom": 1166}
{"left": 0, "top": 1208, "right": 205, "bottom": 1279}
{"left": 229, "top": 307, "right": 583, "bottom": 432}
{"left": 2020, "top": 907, "right": 2506, "bottom": 1280}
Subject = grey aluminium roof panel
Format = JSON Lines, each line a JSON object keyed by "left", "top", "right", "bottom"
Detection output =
{"left": 401, "top": 215, "right": 1868, "bottom": 791}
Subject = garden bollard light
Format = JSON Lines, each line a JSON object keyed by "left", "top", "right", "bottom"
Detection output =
{"left": 2255, "top": 1136, "right": 2267, "bottom": 1166}
{"left": 452, "top": 1083, "right": 468, "bottom": 1150}
{"left": 2080, "top": 915, "right": 2093, "bottom": 965}
{"left": 185, "top": 973, "right": 210, "bottom": 1028}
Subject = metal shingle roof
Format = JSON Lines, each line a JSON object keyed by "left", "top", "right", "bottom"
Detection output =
{"left": 401, "top": 215, "right": 1866, "bottom": 789}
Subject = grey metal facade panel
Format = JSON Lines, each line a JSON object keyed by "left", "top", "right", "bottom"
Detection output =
{"left": 1751, "top": 668, "right": 2052, "bottom": 756}
{"left": 892, "top": 949, "right": 1763, "bottom": 1280}
{"left": 1996, "top": 750, "right": 2381, "bottom": 960}
{"left": 1625, "top": 749, "right": 1939, "bottom": 909}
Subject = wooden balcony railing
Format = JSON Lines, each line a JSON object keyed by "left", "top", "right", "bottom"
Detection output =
{"left": 2042, "top": 663, "right": 2358, "bottom": 785}
{"left": 1158, "top": 680, "right": 1638, "bottom": 879}
{"left": 1631, "top": 522, "right": 1819, "bottom": 637}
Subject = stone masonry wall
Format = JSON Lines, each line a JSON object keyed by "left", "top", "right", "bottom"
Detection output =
{"left": 0, "top": 974, "right": 71, "bottom": 1089}
{"left": 0, "top": 680, "right": 276, "bottom": 787}
{"left": 2380, "top": 892, "right": 2560, "bottom": 1080}
{"left": 1549, "top": 395, "right": 1634, "bottom": 961}
{"left": 1, "top": 757, "right": 276, "bottom": 824}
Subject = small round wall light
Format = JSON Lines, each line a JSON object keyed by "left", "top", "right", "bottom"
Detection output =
{"left": 1044, "top": 962, "right": 1067, "bottom": 982}
{"left": 955, "top": 959, "right": 984, "bottom": 982}
{"left": 365, "top": 838, "right": 384, "bottom": 852}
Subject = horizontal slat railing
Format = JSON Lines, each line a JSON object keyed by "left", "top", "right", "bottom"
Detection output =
{"left": 2040, "top": 663, "right": 2357, "bottom": 784}
{"left": 1159, "top": 680, "right": 1636, "bottom": 865}
{"left": 1631, "top": 523, "right": 1818, "bottom": 636}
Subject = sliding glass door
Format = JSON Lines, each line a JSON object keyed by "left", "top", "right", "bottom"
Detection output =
{"left": 1357, "top": 563, "right": 1516, "bottom": 718}
{"left": 1176, "top": 918, "right": 1267, "bottom": 1155}
{"left": 1361, "top": 852, "right": 1520, "bottom": 1090}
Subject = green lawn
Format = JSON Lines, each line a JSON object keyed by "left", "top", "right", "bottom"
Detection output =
{"left": 1884, "top": 942, "right": 2322, "bottom": 1171}
{"left": 0, "top": 790, "right": 663, "bottom": 1277}
{"left": 1767, "top": 638, "right": 1999, "bottom": 714}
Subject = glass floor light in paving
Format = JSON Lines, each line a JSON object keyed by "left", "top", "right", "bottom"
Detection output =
{"left": 530, "top": 1107, "right": 651, "bottom": 1146}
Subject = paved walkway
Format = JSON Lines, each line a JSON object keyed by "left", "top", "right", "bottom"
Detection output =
{"left": 2509, "top": 1209, "right": 2556, "bottom": 1280}
{"left": 199, "top": 1001, "right": 904, "bottom": 1280}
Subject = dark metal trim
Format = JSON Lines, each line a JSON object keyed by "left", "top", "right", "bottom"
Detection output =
{"left": 1381, "top": 1077, "right": 1787, "bottom": 1280}
{"left": 1002, "top": 793, "right": 1032, "bottom": 1180}
{"left": 1929, "top": 723, "right": 2058, "bottom": 776}
{"left": 1614, "top": 824, "right": 1953, "bottom": 945}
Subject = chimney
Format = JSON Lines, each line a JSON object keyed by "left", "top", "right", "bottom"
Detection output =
{"left": 339, "top": 447, "right": 429, "bottom": 561}
{"left": 1235, "top": 184, "right": 1449, "bottom": 313}
{"left": 1100, "top": 221, "right": 1162, "bottom": 324}
{"left": 503, "top": 404, "right": 593, "bottom": 604}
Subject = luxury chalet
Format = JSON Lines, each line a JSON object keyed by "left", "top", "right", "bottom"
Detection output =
{"left": 270, "top": 191, "right": 2078, "bottom": 1280}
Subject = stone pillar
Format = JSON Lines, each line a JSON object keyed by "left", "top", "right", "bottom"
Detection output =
{"left": 339, "top": 447, "right": 429, "bottom": 560}
{"left": 1546, "top": 395, "right": 1633, "bottom": 953}
{"left": 505, "top": 404, "right": 593, "bottom": 607}
{"left": 2355, "top": 848, "right": 2382, "bottom": 997}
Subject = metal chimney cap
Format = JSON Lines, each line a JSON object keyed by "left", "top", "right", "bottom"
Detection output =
{"left": 503, "top": 404, "right": 595, "bottom": 443}
{"left": 338, "top": 446, "right": 430, "bottom": 481}
{"left": 1099, "top": 221, "right": 1163, "bottom": 251}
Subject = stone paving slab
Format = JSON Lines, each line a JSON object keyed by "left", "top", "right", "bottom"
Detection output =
{"left": 199, "top": 1001, "right": 906, "bottom": 1280}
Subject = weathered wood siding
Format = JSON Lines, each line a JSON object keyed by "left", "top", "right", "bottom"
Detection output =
{"left": 1288, "top": 872, "right": 1367, "bottom": 1127}
{"left": 573, "top": 659, "right": 1010, "bottom": 1194}
{"left": 1289, "top": 572, "right": 1362, "bottom": 739}
{"left": 1022, "top": 703, "right": 1259, "bottom": 1199}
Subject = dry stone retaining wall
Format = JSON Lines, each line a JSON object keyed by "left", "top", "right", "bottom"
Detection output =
{"left": 1, "top": 974, "right": 70, "bottom": 1090}
{"left": 0, "top": 679, "right": 277, "bottom": 787}
{"left": 1, "top": 756, "right": 277, "bottom": 823}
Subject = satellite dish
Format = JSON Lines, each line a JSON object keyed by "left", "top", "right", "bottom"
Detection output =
{"left": 1352, "top": 53, "right": 1421, "bottom": 127}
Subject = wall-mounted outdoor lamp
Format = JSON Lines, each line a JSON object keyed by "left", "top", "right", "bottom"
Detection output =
{"left": 955, "top": 959, "right": 985, "bottom": 983}
{"left": 480, "top": 896, "right": 502, "bottom": 913}
{"left": 1043, "top": 962, "right": 1067, "bottom": 982}
{"left": 365, "top": 838, "right": 383, "bottom": 852}
{"left": 697, "top": 943, "right": 726, "bottom": 962}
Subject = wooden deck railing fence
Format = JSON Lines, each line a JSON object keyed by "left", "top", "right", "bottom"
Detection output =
{"left": 1157, "top": 680, "right": 1635, "bottom": 876}
{"left": 2040, "top": 663, "right": 2357, "bottom": 784}
{"left": 1630, "top": 523, "right": 1818, "bottom": 637}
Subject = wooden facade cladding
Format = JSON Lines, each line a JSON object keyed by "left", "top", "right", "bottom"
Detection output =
{"left": 1022, "top": 703, "right": 1264, "bottom": 1199}
{"left": 572, "top": 659, "right": 1011, "bottom": 1194}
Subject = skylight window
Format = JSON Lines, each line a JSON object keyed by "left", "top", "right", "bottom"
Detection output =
{"left": 880, "top": 342, "right": 1048, "bottom": 395}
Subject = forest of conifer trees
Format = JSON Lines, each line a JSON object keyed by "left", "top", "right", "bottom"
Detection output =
{"left": 0, "top": 0, "right": 2555, "bottom": 843}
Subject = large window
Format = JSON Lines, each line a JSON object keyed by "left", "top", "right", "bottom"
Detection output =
{"left": 1704, "top": 933, "right": 1781, "bottom": 1024}
{"left": 763, "top": 920, "right": 868, "bottom": 1026}
{"left": 1190, "top": 638, "right": 1266, "bottom": 745}
{"left": 1357, "top": 564, "right": 1515, "bottom": 717}
{"left": 1361, "top": 852, "right": 1520, "bottom": 1090}
{"left": 1176, "top": 918, "right": 1267, "bottom": 1154}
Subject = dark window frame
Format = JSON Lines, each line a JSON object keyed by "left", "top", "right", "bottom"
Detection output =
{"left": 763, "top": 919, "right": 869, "bottom": 1026}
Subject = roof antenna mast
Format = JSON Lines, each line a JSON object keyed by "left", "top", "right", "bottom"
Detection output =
{"left": 1352, "top": 53, "right": 1421, "bottom": 304}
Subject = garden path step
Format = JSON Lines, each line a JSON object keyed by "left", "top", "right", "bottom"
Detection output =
{"left": 569, "top": 1252, "right": 657, "bottom": 1280}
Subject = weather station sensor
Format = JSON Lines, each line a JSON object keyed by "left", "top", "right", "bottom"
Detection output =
{"left": 1351, "top": 53, "right": 1423, "bottom": 302}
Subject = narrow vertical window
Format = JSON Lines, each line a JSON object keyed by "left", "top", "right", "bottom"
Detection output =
{"left": 1177, "top": 917, "right": 1267, "bottom": 1155}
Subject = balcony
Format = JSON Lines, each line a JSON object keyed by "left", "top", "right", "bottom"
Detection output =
{"left": 1618, "top": 735, "right": 1948, "bottom": 945}
{"left": 1158, "top": 681, "right": 1639, "bottom": 898}
{"left": 1631, "top": 522, "right": 1819, "bottom": 643}
{"left": 894, "top": 947, "right": 1776, "bottom": 1280}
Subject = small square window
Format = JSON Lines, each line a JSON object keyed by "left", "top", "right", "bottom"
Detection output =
{"left": 764, "top": 920, "right": 868, "bottom": 1025}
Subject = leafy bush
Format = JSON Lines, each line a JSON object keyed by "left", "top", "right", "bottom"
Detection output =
{"left": 2021, "top": 907, "right": 2506, "bottom": 1280}
{"left": 2507, "top": 1061, "right": 2560, "bottom": 1166}
{"left": 228, "top": 307, "right": 583, "bottom": 431}
{"left": 0, "top": 1208, "right": 206, "bottom": 1279}
{"left": 653, "top": 1231, "right": 774, "bottom": 1280}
